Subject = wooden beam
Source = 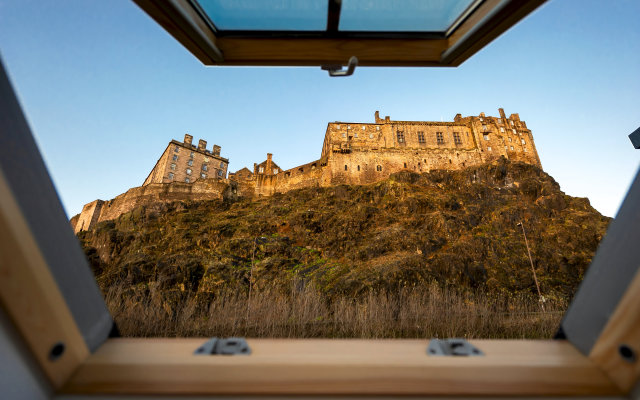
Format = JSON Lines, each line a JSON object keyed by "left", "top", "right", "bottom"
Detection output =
{"left": 216, "top": 38, "right": 447, "bottom": 67}
{"left": 0, "top": 171, "right": 89, "bottom": 389}
{"left": 590, "top": 269, "right": 640, "bottom": 393}
{"left": 63, "top": 338, "right": 619, "bottom": 396}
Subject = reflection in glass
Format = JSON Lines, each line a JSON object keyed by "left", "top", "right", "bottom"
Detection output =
{"left": 196, "top": 0, "right": 328, "bottom": 31}
{"left": 339, "top": 0, "right": 475, "bottom": 32}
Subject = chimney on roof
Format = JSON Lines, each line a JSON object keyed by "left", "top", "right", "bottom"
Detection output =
{"left": 212, "top": 145, "right": 221, "bottom": 157}
{"left": 198, "top": 139, "right": 207, "bottom": 151}
{"left": 385, "top": 116, "right": 390, "bottom": 123}
{"left": 509, "top": 113, "right": 520, "bottom": 121}
{"left": 184, "top": 134, "right": 193, "bottom": 146}
{"left": 454, "top": 113, "right": 462, "bottom": 122}
{"left": 266, "top": 153, "right": 273, "bottom": 173}
{"left": 375, "top": 111, "right": 382, "bottom": 123}
{"left": 498, "top": 108, "right": 507, "bottom": 121}
{"left": 479, "top": 112, "right": 485, "bottom": 117}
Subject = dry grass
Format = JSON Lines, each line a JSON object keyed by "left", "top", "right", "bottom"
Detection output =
{"left": 105, "top": 282, "right": 566, "bottom": 339}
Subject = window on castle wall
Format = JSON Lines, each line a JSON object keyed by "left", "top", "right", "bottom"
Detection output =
{"left": 510, "top": 120, "right": 514, "bottom": 126}
{"left": 483, "top": 134, "right": 489, "bottom": 141}
{"left": 436, "top": 132, "right": 444, "bottom": 144}
{"left": 173, "top": 155, "right": 178, "bottom": 161}
{"left": 201, "top": 173, "right": 206, "bottom": 179}
{"left": 369, "top": 134, "right": 374, "bottom": 139}
{"left": 185, "top": 177, "right": 190, "bottom": 183}
{"left": 342, "top": 133, "right": 346, "bottom": 138}
{"left": 482, "top": 125, "right": 488, "bottom": 131}
{"left": 479, "top": 117, "right": 483, "bottom": 122}
{"left": 204, "top": 157, "right": 209, "bottom": 162}
{"left": 336, "top": 125, "right": 341, "bottom": 129}
{"left": 174, "top": 146, "right": 179, "bottom": 153}
{"left": 259, "top": 167, "right": 264, "bottom": 173}
{"left": 500, "top": 127, "right": 505, "bottom": 132}
{"left": 376, "top": 165, "right": 382, "bottom": 171}
{"left": 218, "top": 170, "right": 223, "bottom": 177}
{"left": 524, "top": 148, "right": 528, "bottom": 152}
{"left": 487, "top": 146, "right": 492, "bottom": 151}
{"left": 453, "top": 132, "right": 462, "bottom": 144}
{"left": 376, "top": 126, "right": 380, "bottom": 131}
{"left": 220, "top": 162, "right": 224, "bottom": 168}
{"left": 273, "top": 169, "right": 278, "bottom": 174}
{"left": 521, "top": 139, "right": 526, "bottom": 145}
{"left": 397, "top": 131, "right": 405, "bottom": 143}
{"left": 362, "top": 126, "right": 366, "bottom": 130}
{"left": 190, "top": 152, "right": 194, "bottom": 158}
{"left": 168, "top": 172, "right": 174, "bottom": 179}
{"left": 357, "top": 165, "right": 360, "bottom": 171}
{"left": 344, "top": 165, "right": 348, "bottom": 171}
{"left": 512, "top": 129, "right": 517, "bottom": 134}
{"left": 354, "top": 133, "right": 358, "bottom": 138}
{"left": 417, "top": 132, "right": 425, "bottom": 144}
{"left": 510, "top": 146, "right": 514, "bottom": 150}
{"left": 509, "top": 137, "right": 512, "bottom": 142}
{"left": 403, "top": 162, "right": 407, "bottom": 168}
{"left": 202, "top": 165, "right": 208, "bottom": 171}
{"left": 186, "top": 168, "right": 192, "bottom": 175}
{"left": 188, "top": 160, "right": 193, "bottom": 166}
{"left": 170, "top": 163, "right": 176, "bottom": 170}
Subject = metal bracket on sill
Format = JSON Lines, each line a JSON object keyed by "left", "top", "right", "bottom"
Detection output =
{"left": 427, "top": 338, "right": 484, "bottom": 356}
{"left": 321, "top": 56, "right": 358, "bottom": 77}
{"left": 194, "top": 337, "right": 251, "bottom": 356}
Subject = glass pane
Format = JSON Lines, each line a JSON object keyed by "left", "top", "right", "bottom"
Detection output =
{"left": 196, "top": 0, "right": 328, "bottom": 31}
{"left": 339, "top": 0, "right": 475, "bottom": 32}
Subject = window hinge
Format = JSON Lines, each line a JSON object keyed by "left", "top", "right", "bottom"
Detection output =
{"left": 194, "top": 337, "right": 251, "bottom": 356}
{"left": 427, "top": 338, "right": 484, "bottom": 356}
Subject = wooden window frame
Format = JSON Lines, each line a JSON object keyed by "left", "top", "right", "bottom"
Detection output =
{"left": 1, "top": 33, "right": 639, "bottom": 399}
{"left": 131, "top": 0, "right": 547, "bottom": 67}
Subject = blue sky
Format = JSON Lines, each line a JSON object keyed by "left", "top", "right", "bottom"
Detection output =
{"left": 0, "top": 0, "right": 638, "bottom": 218}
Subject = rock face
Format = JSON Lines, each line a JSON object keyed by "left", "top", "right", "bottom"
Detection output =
{"left": 77, "top": 159, "right": 610, "bottom": 302}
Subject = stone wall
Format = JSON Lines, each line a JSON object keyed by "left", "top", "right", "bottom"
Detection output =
{"left": 73, "top": 178, "right": 232, "bottom": 232}
{"left": 72, "top": 200, "right": 104, "bottom": 233}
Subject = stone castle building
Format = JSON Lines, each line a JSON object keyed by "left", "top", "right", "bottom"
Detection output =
{"left": 143, "top": 134, "right": 228, "bottom": 185}
{"left": 232, "top": 108, "right": 541, "bottom": 196}
{"left": 72, "top": 108, "right": 541, "bottom": 233}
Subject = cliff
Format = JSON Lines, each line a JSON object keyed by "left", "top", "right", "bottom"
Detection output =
{"left": 78, "top": 158, "right": 609, "bottom": 301}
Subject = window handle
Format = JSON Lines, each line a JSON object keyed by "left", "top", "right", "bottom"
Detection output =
{"left": 321, "top": 56, "right": 358, "bottom": 77}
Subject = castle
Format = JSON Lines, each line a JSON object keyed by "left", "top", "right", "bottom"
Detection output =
{"left": 71, "top": 108, "right": 541, "bottom": 233}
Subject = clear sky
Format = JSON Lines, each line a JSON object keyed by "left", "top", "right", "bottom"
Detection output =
{"left": 0, "top": 0, "right": 638, "bottom": 218}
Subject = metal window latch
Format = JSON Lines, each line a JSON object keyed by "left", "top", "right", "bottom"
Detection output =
{"left": 427, "top": 338, "right": 483, "bottom": 356}
{"left": 321, "top": 56, "right": 358, "bottom": 77}
{"left": 194, "top": 337, "right": 251, "bottom": 356}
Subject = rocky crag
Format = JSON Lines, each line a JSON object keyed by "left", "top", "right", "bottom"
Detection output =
{"left": 78, "top": 158, "right": 609, "bottom": 304}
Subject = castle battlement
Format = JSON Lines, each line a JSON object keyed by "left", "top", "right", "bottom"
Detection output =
{"left": 72, "top": 109, "right": 541, "bottom": 232}
{"left": 233, "top": 108, "right": 541, "bottom": 197}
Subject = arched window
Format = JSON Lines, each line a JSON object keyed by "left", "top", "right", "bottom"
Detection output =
{"left": 357, "top": 165, "right": 360, "bottom": 171}
{"left": 344, "top": 165, "right": 348, "bottom": 171}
